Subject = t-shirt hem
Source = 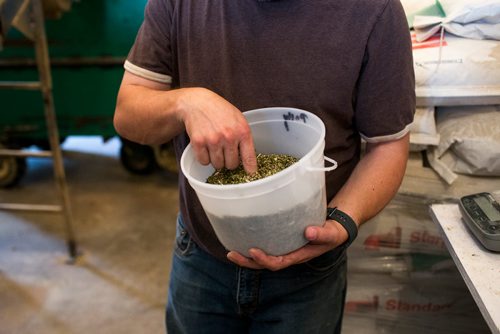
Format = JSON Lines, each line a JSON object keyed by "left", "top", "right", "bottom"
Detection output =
{"left": 361, "top": 124, "right": 411, "bottom": 143}
{"left": 124, "top": 60, "right": 172, "bottom": 84}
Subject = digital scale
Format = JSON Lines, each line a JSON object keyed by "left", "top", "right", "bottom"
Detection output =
{"left": 459, "top": 192, "right": 500, "bottom": 252}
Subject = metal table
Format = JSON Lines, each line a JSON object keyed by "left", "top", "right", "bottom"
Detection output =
{"left": 429, "top": 203, "right": 500, "bottom": 334}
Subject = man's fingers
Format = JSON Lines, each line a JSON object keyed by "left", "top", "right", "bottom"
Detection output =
{"left": 305, "top": 222, "right": 339, "bottom": 245}
{"left": 208, "top": 146, "right": 225, "bottom": 170}
{"left": 223, "top": 143, "right": 240, "bottom": 170}
{"left": 227, "top": 248, "right": 296, "bottom": 272}
{"left": 247, "top": 246, "right": 328, "bottom": 271}
{"left": 239, "top": 136, "right": 257, "bottom": 174}
{"left": 227, "top": 251, "right": 264, "bottom": 269}
{"left": 248, "top": 248, "right": 292, "bottom": 271}
{"left": 228, "top": 244, "right": 335, "bottom": 271}
{"left": 193, "top": 146, "right": 210, "bottom": 166}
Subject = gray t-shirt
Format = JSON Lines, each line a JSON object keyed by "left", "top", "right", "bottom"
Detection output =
{"left": 125, "top": 0, "right": 415, "bottom": 262}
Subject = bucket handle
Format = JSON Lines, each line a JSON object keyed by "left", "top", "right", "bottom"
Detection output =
{"left": 306, "top": 156, "right": 338, "bottom": 172}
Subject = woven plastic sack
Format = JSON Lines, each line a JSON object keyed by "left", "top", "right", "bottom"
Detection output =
{"left": 413, "top": 33, "right": 500, "bottom": 100}
{"left": 414, "top": 0, "right": 500, "bottom": 41}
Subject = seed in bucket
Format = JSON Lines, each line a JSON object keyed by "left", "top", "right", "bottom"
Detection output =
{"left": 206, "top": 153, "right": 299, "bottom": 185}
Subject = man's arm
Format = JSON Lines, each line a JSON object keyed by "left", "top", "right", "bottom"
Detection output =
{"left": 327, "top": 134, "right": 410, "bottom": 228}
{"left": 114, "top": 71, "right": 180, "bottom": 145}
{"left": 114, "top": 71, "right": 257, "bottom": 173}
{"left": 227, "top": 133, "right": 410, "bottom": 270}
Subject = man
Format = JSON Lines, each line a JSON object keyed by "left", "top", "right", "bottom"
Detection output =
{"left": 114, "top": 0, "right": 415, "bottom": 333}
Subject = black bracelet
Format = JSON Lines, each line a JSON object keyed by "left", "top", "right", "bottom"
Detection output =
{"left": 326, "top": 207, "right": 358, "bottom": 248}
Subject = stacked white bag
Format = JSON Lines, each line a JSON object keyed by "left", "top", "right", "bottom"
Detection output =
{"left": 403, "top": 0, "right": 500, "bottom": 183}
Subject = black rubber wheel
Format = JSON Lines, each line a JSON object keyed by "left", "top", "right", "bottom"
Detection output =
{"left": 119, "top": 139, "right": 158, "bottom": 175}
{"left": 0, "top": 156, "right": 27, "bottom": 188}
{"left": 154, "top": 142, "right": 179, "bottom": 174}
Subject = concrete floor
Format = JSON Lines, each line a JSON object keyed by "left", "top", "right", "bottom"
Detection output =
{"left": 0, "top": 137, "right": 179, "bottom": 334}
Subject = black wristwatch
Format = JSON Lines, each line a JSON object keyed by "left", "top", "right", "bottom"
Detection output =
{"left": 326, "top": 207, "right": 358, "bottom": 248}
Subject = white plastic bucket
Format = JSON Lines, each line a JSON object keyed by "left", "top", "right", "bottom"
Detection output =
{"left": 180, "top": 107, "right": 337, "bottom": 256}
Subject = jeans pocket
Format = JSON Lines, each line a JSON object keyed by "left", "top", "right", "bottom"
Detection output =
{"left": 174, "top": 214, "right": 194, "bottom": 257}
{"left": 303, "top": 247, "right": 346, "bottom": 273}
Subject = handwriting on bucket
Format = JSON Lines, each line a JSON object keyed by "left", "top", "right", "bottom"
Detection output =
{"left": 283, "top": 112, "right": 308, "bottom": 132}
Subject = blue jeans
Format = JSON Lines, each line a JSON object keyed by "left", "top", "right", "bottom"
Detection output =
{"left": 166, "top": 214, "right": 347, "bottom": 334}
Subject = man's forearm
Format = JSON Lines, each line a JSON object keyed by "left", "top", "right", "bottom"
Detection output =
{"left": 329, "top": 134, "right": 410, "bottom": 227}
{"left": 114, "top": 82, "right": 185, "bottom": 146}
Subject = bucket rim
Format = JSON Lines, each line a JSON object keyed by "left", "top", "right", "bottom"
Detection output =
{"left": 180, "top": 107, "right": 326, "bottom": 193}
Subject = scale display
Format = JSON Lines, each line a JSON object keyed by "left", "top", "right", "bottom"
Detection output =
{"left": 459, "top": 192, "right": 500, "bottom": 252}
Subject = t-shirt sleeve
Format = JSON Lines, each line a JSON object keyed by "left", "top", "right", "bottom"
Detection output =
{"left": 124, "top": 0, "right": 173, "bottom": 84}
{"left": 355, "top": 0, "right": 416, "bottom": 143}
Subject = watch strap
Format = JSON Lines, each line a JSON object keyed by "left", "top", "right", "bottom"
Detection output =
{"left": 326, "top": 207, "right": 358, "bottom": 248}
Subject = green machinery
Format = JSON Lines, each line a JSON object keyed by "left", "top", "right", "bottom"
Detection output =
{"left": 0, "top": 0, "right": 175, "bottom": 187}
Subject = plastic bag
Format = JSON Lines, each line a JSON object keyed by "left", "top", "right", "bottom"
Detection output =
{"left": 413, "top": 33, "right": 500, "bottom": 100}
{"left": 400, "top": 0, "right": 444, "bottom": 28}
{"left": 410, "top": 107, "right": 439, "bottom": 151}
{"left": 414, "top": 0, "right": 500, "bottom": 41}
{"left": 427, "top": 105, "right": 500, "bottom": 184}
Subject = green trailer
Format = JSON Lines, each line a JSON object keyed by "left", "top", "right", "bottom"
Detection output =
{"left": 0, "top": 0, "right": 175, "bottom": 187}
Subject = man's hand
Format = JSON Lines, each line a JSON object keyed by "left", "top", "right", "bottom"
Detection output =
{"left": 226, "top": 219, "right": 349, "bottom": 271}
{"left": 115, "top": 73, "right": 257, "bottom": 176}
{"left": 179, "top": 88, "right": 257, "bottom": 174}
